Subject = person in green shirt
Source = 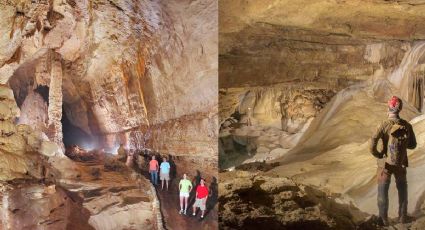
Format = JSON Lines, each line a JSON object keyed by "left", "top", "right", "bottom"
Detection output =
{"left": 179, "top": 173, "right": 193, "bottom": 215}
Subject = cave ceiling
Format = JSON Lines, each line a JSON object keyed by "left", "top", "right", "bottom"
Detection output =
{"left": 220, "top": 0, "right": 425, "bottom": 54}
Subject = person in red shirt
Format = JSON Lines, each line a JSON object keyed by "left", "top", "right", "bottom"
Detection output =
{"left": 148, "top": 156, "right": 159, "bottom": 185}
{"left": 192, "top": 178, "right": 209, "bottom": 219}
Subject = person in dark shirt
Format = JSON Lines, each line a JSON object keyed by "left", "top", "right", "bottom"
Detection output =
{"left": 370, "top": 96, "right": 417, "bottom": 226}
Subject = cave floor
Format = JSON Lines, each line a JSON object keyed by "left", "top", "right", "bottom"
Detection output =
{"left": 154, "top": 179, "right": 218, "bottom": 230}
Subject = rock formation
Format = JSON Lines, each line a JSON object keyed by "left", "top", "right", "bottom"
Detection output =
{"left": 220, "top": 0, "right": 425, "bottom": 229}
{"left": 1, "top": 0, "right": 217, "bottom": 159}
{"left": 219, "top": 169, "right": 369, "bottom": 230}
{"left": 0, "top": 0, "right": 217, "bottom": 229}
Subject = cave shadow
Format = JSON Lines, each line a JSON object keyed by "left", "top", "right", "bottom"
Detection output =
{"left": 189, "top": 173, "right": 218, "bottom": 219}
{"left": 204, "top": 176, "right": 218, "bottom": 217}
{"left": 167, "top": 154, "right": 177, "bottom": 190}
{"left": 142, "top": 149, "right": 150, "bottom": 163}
{"left": 189, "top": 170, "right": 218, "bottom": 219}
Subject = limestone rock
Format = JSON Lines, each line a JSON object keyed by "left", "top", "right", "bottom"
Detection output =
{"left": 219, "top": 172, "right": 368, "bottom": 229}
{"left": 40, "top": 141, "right": 62, "bottom": 157}
{"left": 18, "top": 90, "right": 48, "bottom": 132}
{"left": 256, "top": 146, "right": 270, "bottom": 153}
{"left": 0, "top": 0, "right": 217, "bottom": 164}
{"left": 269, "top": 148, "right": 287, "bottom": 157}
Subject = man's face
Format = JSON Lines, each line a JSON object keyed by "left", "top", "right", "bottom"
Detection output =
{"left": 163, "top": 158, "right": 166, "bottom": 162}
{"left": 200, "top": 179, "right": 205, "bottom": 186}
{"left": 152, "top": 156, "right": 155, "bottom": 160}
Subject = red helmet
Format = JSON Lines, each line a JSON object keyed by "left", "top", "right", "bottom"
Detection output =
{"left": 388, "top": 96, "right": 402, "bottom": 112}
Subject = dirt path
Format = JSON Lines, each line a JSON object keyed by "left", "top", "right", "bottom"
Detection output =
{"left": 133, "top": 154, "right": 218, "bottom": 230}
{"left": 154, "top": 179, "right": 218, "bottom": 230}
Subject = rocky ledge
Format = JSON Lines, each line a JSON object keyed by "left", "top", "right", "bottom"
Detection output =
{"left": 1, "top": 159, "right": 161, "bottom": 230}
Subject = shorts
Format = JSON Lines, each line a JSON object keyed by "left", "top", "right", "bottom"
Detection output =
{"left": 160, "top": 172, "right": 169, "bottom": 181}
{"left": 179, "top": 192, "right": 189, "bottom": 198}
{"left": 194, "top": 198, "right": 207, "bottom": 211}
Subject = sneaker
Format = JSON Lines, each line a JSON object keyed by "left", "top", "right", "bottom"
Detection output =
{"left": 179, "top": 209, "right": 183, "bottom": 214}
{"left": 193, "top": 213, "right": 196, "bottom": 216}
{"left": 201, "top": 215, "right": 204, "bottom": 219}
{"left": 183, "top": 210, "right": 186, "bottom": 215}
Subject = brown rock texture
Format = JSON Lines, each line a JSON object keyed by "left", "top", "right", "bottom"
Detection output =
{"left": 219, "top": 1, "right": 425, "bottom": 229}
{"left": 0, "top": 84, "right": 56, "bottom": 181}
{"left": 0, "top": 1, "right": 217, "bottom": 229}
{"left": 0, "top": 161, "right": 161, "bottom": 230}
{"left": 0, "top": 0, "right": 217, "bottom": 177}
{"left": 218, "top": 0, "right": 425, "bottom": 170}
{"left": 219, "top": 170, "right": 368, "bottom": 230}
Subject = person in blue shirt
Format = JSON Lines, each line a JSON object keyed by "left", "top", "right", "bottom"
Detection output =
{"left": 160, "top": 157, "right": 171, "bottom": 191}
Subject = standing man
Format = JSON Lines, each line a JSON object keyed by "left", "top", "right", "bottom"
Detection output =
{"left": 179, "top": 173, "right": 193, "bottom": 215}
{"left": 192, "top": 178, "right": 209, "bottom": 219}
{"left": 160, "top": 157, "right": 171, "bottom": 190}
{"left": 370, "top": 96, "right": 417, "bottom": 226}
{"left": 149, "top": 156, "right": 159, "bottom": 185}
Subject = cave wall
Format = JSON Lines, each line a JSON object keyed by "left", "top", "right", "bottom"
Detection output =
{"left": 141, "top": 0, "right": 218, "bottom": 164}
{"left": 220, "top": 26, "right": 407, "bottom": 88}
{"left": 0, "top": 0, "right": 218, "bottom": 167}
{"left": 218, "top": 0, "right": 425, "bottom": 126}
{"left": 219, "top": 37, "right": 410, "bottom": 130}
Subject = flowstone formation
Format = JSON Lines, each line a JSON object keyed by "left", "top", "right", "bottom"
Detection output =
{"left": 0, "top": 0, "right": 217, "bottom": 229}
{"left": 220, "top": 0, "right": 425, "bottom": 229}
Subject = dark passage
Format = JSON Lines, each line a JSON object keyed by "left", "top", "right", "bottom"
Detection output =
{"left": 61, "top": 106, "right": 93, "bottom": 149}
{"left": 34, "top": 85, "right": 49, "bottom": 105}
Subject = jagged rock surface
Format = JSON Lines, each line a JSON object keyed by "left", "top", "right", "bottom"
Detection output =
{"left": 219, "top": 1, "right": 425, "bottom": 229}
{"left": 1, "top": 0, "right": 217, "bottom": 159}
{"left": 0, "top": 0, "right": 217, "bottom": 229}
{"left": 0, "top": 162, "right": 160, "bottom": 230}
{"left": 219, "top": 170, "right": 368, "bottom": 230}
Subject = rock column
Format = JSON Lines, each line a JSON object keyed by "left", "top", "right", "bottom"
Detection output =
{"left": 47, "top": 54, "right": 65, "bottom": 155}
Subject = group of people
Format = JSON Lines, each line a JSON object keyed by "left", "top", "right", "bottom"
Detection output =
{"left": 178, "top": 174, "right": 209, "bottom": 219}
{"left": 115, "top": 95, "right": 415, "bottom": 226}
{"left": 148, "top": 155, "right": 170, "bottom": 190}
{"left": 148, "top": 156, "right": 209, "bottom": 219}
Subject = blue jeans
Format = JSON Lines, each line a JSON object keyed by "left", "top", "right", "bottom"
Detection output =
{"left": 377, "top": 164, "right": 407, "bottom": 220}
{"left": 150, "top": 171, "right": 158, "bottom": 185}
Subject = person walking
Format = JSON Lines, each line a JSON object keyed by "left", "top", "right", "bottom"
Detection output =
{"left": 370, "top": 96, "right": 417, "bottom": 226}
{"left": 149, "top": 156, "right": 159, "bottom": 185}
{"left": 179, "top": 173, "right": 193, "bottom": 215}
{"left": 192, "top": 178, "right": 209, "bottom": 219}
{"left": 160, "top": 157, "right": 171, "bottom": 190}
